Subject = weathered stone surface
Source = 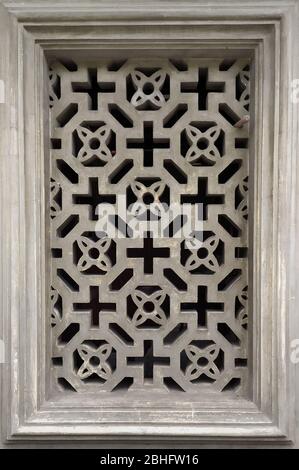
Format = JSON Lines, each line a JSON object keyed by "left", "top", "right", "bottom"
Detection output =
{"left": 49, "top": 58, "right": 250, "bottom": 395}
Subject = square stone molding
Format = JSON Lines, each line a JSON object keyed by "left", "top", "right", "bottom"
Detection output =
{"left": 0, "top": 0, "right": 298, "bottom": 446}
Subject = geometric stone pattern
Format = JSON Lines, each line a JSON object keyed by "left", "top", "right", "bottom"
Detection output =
{"left": 49, "top": 58, "right": 250, "bottom": 395}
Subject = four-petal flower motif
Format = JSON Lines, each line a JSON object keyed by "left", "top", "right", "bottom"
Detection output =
{"left": 77, "top": 235, "right": 111, "bottom": 272}
{"left": 49, "top": 69, "right": 60, "bottom": 108}
{"left": 129, "top": 180, "right": 166, "bottom": 217}
{"left": 184, "top": 343, "right": 221, "bottom": 382}
{"left": 130, "top": 70, "right": 167, "bottom": 109}
{"left": 237, "top": 177, "right": 248, "bottom": 219}
{"left": 239, "top": 70, "right": 250, "bottom": 109}
{"left": 50, "top": 287, "right": 61, "bottom": 327}
{"left": 237, "top": 286, "right": 248, "bottom": 328}
{"left": 185, "top": 124, "right": 221, "bottom": 164}
{"left": 131, "top": 289, "right": 167, "bottom": 327}
{"left": 50, "top": 180, "right": 61, "bottom": 218}
{"left": 185, "top": 234, "right": 219, "bottom": 273}
{"left": 76, "top": 124, "right": 113, "bottom": 163}
{"left": 77, "top": 343, "right": 113, "bottom": 380}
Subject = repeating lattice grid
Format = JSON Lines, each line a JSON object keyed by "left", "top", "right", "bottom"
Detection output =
{"left": 49, "top": 57, "right": 250, "bottom": 396}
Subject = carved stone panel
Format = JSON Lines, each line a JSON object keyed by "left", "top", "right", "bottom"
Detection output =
{"left": 49, "top": 58, "right": 250, "bottom": 396}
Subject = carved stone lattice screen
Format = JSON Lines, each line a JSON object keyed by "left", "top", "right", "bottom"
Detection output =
{"left": 49, "top": 58, "right": 250, "bottom": 397}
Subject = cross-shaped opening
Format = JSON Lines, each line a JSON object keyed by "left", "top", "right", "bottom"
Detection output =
{"left": 73, "top": 286, "right": 116, "bottom": 327}
{"left": 181, "top": 68, "right": 225, "bottom": 110}
{"left": 72, "top": 68, "right": 115, "bottom": 110}
{"left": 73, "top": 177, "right": 116, "bottom": 220}
{"left": 127, "top": 232, "right": 170, "bottom": 274}
{"left": 127, "top": 122, "right": 170, "bottom": 167}
{"left": 181, "top": 177, "right": 224, "bottom": 220}
{"left": 127, "top": 340, "right": 170, "bottom": 382}
{"left": 181, "top": 286, "right": 224, "bottom": 328}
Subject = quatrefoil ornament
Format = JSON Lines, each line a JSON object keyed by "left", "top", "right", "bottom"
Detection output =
{"left": 185, "top": 124, "right": 221, "bottom": 164}
{"left": 129, "top": 180, "right": 166, "bottom": 217}
{"left": 49, "top": 69, "right": 60, "bottom": 108}
{"left": 184, "top": 344, "right": 221, "bottom": 382}
{"left": 130, "top": 70, "right": 166, "bottom": 109}
{"left": 77, "top": 343, "right": 113, "bottom": 380}
{"left": 76, "top": 124, "right": 112, "bottom": 163}
{"left": 50, "top": 180, "right": 61, "bottom": 218}
{"left": 239, "top": 70, "right": 250, "bottom": 109}
{"left": 50, "top": 287, "right": 60, "bottom": 327}
{"left": 77, "top": 236, "right": 111, "bottom": 272}
{"left": 185, "top": 234, "right": 220, "bottom": 273}
{"left": 237, "top": 286, "right": 248, "bottom": 328}
{"left": 237, "top": 177, "right": 249, "bottom": 219}
{"left": 131, "top": 289, "right": 167, "bottom": 327}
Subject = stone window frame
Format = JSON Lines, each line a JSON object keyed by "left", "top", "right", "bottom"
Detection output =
{"left": 0, "top": 0, "right": 298, "bottom": 446}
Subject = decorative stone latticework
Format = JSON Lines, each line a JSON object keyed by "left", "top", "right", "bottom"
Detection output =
{"left": 49, "top": 58, "right": 250, "bottom": 395}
